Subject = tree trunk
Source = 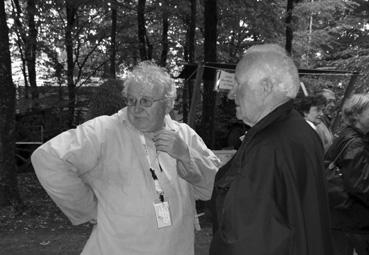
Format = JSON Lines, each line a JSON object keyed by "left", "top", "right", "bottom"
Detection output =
{"left": 55, "top": 62, "right": 64, "bottom": 101}
{"left": 160, "top": 2, "right": 169, "bottom": 67}
{"left": 285, "top": 0, "right": 294, "bottom": 55}
{"left": 183, "top": 0, "right": 196, "bottom": 124}
{"left": 0, "top": 0, "right": 22, "bottom": 208}
{"left": 201, "top": 0, "right": 217, "bottom": 148}
{"left": 146, "top": 33, "right": 153, "bottom": 60}
{"left": 137, "top": 0, "right": 148, "bottom": 60}
{"left": 12, "top": 0, "right": 29, "bottom": 99}
{"left": 109, "top": 1, "right": 117, "bottom": 78}
{"left": 26, "top": 0, "right": 38, "bottom": 106}
{"left": 65, "top": 0, "right": 76, "bottom": 127}
{"left": 188, "top": 0, "right": 196, "bottom": 63}
{"left": 16, "top": 39, "right": 29, "bottom": 99}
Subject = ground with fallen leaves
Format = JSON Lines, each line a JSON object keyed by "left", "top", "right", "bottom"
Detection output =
{"left": 0, "top": 172, "right": 212, "bottom": 255}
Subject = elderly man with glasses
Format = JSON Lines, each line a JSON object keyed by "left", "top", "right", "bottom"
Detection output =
{"left": 31, "top": 61, "right": 219, "bottom": 255}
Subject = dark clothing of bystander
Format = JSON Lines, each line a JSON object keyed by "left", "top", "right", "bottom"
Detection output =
{"left": 326, "top": 126, "right": 369, "bottom": 255}
{"left": 210, "top": 101, "right": 333, "bottom": 255}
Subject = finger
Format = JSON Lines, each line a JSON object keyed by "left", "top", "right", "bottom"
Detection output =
{"left": 154, "top": 129, "right": 176, "bottom": 138}
{"left": 153, "top": 129, "right": 172, "bottom": 137}
{"left": 154, "top": 132, "right": 174, "bottom": 140}
{"left": 155, "top": 144, "right": 170, "bottom": 153}
{"left": 153, "top": 135, "right": 171, "bottom": 144}
{"left": 154, "top": 140, "right": 173, "bottom": 150}
{"left": 153, "top": 133, "right": 175, "bottom": 143}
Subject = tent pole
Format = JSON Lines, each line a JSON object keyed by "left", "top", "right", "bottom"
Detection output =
{"left": 188, "top": 63, "right": 204, "bottom": 128}
{"left": 331, "top": 73, "right": 359, "bottom": 132}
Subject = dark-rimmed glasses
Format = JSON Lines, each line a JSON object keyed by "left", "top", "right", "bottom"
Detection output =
{"left": 123, "top": 95, "right": 166, "bottom": 108}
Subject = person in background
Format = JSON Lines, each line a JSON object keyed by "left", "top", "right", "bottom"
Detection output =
{"left": 325, "top": 94, "right": 369, "bottom": 255}
{"left": 31, "top": 61, "right": 219, "bottom": 255}
{"left": 294, "top": 95, "right": 326, "bottom": 132}
{"left": 316, "top": 88, "right": 337, "bottom": 151}
{"left": 320, "top": 88, "right": 337, "bottom": 125}
{"left": 210, "top": 43, "right": 333, "bottom": 255}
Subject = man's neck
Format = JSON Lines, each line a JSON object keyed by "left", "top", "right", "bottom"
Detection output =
{"left": 142, "top": 124, "right": 166, "bottom": 139}
{"left": 254, "top": 98, "right": 290, "bottom": 125}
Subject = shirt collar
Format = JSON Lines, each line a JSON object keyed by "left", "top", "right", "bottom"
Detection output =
{"left": 306, "top": 120, "right": 317, "bottom": 131}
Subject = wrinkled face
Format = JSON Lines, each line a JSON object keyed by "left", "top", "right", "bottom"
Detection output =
{"left": 126, "top": 81, "right": 168, "bottom": 133}
{"left": 354, "top": 107, "right": 369, "bottom": 134}
{"left": 228, "top": 62, "right": 265, "bottom": 127}
{"left": 324, "top": 95, "right": 336, "bottom": 116}
{"left": 304, "top": 106, "right": 323, "bottom": 125}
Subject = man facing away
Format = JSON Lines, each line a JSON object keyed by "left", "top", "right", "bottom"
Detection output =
{"left": 210, "top": 44, "right": 333, "bottom": 255}
{"left": 31, "top": 61, "right": 219, "bottom": 255}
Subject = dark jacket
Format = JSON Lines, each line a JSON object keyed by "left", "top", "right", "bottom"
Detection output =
{"left": 210, "top": 101, "right": 333, "bottom": 255}
{"left": 325, "top": 126, "right": 369, "bottom": 232}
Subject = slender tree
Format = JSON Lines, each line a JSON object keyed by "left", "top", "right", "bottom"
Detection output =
{"left": 182, "top": 0, "right": 196, "bottom": 123}
{"left": 109, "top": 0, "right": 117, "bottom": 78}
{"left": 26, "top": 0, "right": 38, "bottom": 105}
{"left": 0, "top": 0, "right": 22, "bottom": 207}
{"left": 187, "top": 0, "right": 196, "bottom": 64}
{"left": 285, "top": 0, "right": 294, "bottom": 54}
{"left": 65, "top": 0, "right": 77, "bottom": 127}
{"left": 201, "top": 0, "right": 217, "bottom": 148}
{"left": 159, "top": 0, "right": 169, "bottom": 67}
{"left": 137, "top": 0, "right": 148, "bottom": 60}
{"left": 11, "top": 0, "right": 29, "bottom": 98}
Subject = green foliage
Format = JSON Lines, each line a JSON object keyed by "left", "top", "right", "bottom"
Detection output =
{"left": 292, "top": 0, "right": 356, "bottom": 68}
{"left": 5, "top": 0, "right": 369, "bottom": 136}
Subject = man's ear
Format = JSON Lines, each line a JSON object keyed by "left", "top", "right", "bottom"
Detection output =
{"left": 165, "top": 100, "right": 174, "bottom": 114}
{"left": 303, "top": 111, "right": 309, "bottom": 119}
{"left": 260, "top": 77, "right": 273, "bottom": 97}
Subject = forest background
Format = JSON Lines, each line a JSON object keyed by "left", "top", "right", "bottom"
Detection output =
{"left": 1, "top": 0, "right": 369, "bottom": 238}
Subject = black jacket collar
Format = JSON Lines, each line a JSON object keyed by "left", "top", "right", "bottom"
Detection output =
{"left": 244, "top": 100, "right": 295, "bottom": 143}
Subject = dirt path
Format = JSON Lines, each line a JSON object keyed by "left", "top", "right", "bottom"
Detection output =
{"left": 0, "top": 228, "right": 89, "bottom": 255}
{"left": 0, "top": 221, "right": 212, "bottom": 255}
{"left": 0, "top": 172, "right": 212, "bottom": 255}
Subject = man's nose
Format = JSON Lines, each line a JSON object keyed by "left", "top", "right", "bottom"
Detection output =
{"left": 133, "top": 100, "right": 144, "bottom": 113}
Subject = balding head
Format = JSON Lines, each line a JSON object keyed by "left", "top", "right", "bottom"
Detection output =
{"left": 228, "top": 44, "right": 300, "bottom": 126}
{"left": 236, "top": 44, "right": 300, "bottom": 99}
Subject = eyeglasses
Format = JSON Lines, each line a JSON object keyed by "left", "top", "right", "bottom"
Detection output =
{"left": 123, "top": 95, "right": 166, "bottom": 107}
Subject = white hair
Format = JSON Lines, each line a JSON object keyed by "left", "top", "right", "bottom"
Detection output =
{"left": 123, "top": 61, "right": 177, "bottom": 109}
{"left": 240, "top": 44, "right": 300, "bottom": 99}
{"left": 342, "top": 93, "right": 369, "bottom": 126}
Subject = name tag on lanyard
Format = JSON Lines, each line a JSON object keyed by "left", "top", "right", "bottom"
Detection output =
{"left": 153, "top": 201, "right": 172, "bottom": 228}
{"left": 140, "top": 133, "right": 172, "bottom": 229}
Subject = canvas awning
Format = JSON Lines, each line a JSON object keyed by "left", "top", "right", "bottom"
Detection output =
{"left": 176, "top": 62, "right": 360, "bottom": 132}
{"left": 176, "top": 62, "right": 359, "bottom": 80}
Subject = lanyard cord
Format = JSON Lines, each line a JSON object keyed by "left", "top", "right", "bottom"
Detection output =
{"left": 149, "top": 167, "right": 164, "bottom": 202}
{"left": 140, "top": 134, "right": 165, "bottom": 202}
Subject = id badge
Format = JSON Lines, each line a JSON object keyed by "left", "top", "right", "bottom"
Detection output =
{"left": 153, "top": 201, "right": 172, "bottom": 228}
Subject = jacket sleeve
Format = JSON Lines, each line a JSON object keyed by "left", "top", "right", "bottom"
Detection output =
{"left": 31, "top": 118, "right": 105, "bottom": 225}
{"left": 176, "top": 124, "right": 220, "bottom": 200}
{"left": 342, "top": 140, "right": 369, "bottom": 206}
